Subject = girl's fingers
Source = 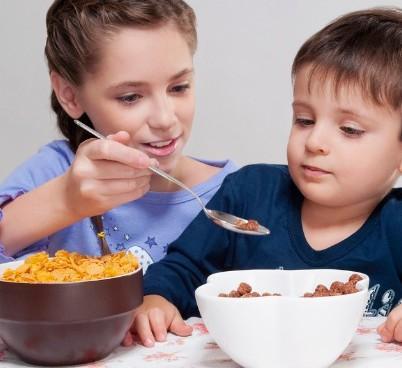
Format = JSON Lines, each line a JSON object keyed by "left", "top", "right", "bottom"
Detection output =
{"left": 86, "top": 160, "right": 153, "bottom": 180}
{"left": 133, "top": 313, "right": 156, "bottom": 347}
{"left": 81, "top": 139, "right": 152, "bottom": 169}
{"left": 106, "top": 131, "right": 131, "bottom": 144}
{"left": 95, "top": 176, "right": 151, "bottom": 197}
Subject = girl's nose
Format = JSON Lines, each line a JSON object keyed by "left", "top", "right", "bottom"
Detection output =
{"left": 305, "top": 125, "right": 329, "bottom": 155}
{"left": 147, "top": 95, "right": 177, "bottom": 130}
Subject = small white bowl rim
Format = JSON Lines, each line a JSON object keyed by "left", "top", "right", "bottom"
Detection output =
{"left": 196, "top": 268, "right": 369, "bottom": 301}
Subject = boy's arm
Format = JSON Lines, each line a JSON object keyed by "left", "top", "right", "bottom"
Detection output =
{"left": 127, "top": 178, "right": 235, "bottom": 346}
{"left": 131, "top": 189, "right": 234, "bottom": 346}
{"left": 143, "top": 217, "right": 232, "bottom": 318}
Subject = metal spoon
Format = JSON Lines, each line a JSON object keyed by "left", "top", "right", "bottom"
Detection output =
{"left": 73, "top": 119, "right": 270, "bottom": 236}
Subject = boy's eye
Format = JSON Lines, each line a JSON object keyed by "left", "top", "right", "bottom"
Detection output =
{"left": 340, "top": 126, "right": 365, "bottom": 136}
{"left": 295, "top": 118, "right": 314, "bottom": 126}
{"left": 170, "top": 83, "right": 190, "bottom": 93}
{"left": 117, "top": 94, "right": 142, "bottom": 104}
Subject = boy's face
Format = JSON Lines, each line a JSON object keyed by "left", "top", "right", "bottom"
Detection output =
{"left": 287, "top": 65, "right": 402, "bottom": 208}
{"left": 74, "top": 24, "right": 195, "bottom": 175}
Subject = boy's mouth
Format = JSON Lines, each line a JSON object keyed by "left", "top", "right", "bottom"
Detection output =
{"left": 142, "top": 137, "right": 179, "bottom": 157}
{"left": 302, "top": 165, "right": 330, "bottom": 176}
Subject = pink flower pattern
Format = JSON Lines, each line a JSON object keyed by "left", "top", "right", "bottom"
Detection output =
{"left": 144, "top": 351, "right": 184, "bottom": 362}
{"left": 192, "top": 322, "right": 209, "bottom": 335}
{"left": 204, "top": 342, "right": 220, "bottom": 350}
{"left": 376, "top": 342, "right": 402, "bottom": 353}
{"left": 337, "top": 351, "right": 356, "bottom": 361}
{"left": 356, "top": 326, "right": 376, "bottom": 335}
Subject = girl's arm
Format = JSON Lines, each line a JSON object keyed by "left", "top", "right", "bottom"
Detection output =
{"left": 0, "top": 175, "right": 79, "bottom": 256}
{"left": 0, "top": 133, "right": 156, "bottom": 257}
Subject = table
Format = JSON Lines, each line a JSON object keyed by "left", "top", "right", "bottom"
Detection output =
{"left": 1, "top": 317, "right": 401, "bottom": 367}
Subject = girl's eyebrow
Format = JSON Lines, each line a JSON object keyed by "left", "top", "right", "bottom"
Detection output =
{"left": 169, "top": 68, "right": 194, "bottom": 81}
{"left": 107, "top": 68, "right": 194, "bottom": 92}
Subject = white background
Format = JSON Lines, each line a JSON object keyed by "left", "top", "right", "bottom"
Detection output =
{"left": 0, "top": 0, "right": 401, "bottom": 186}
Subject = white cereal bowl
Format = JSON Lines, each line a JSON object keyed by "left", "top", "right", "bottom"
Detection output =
{"left": 195, "top": 269, "right": 369, "bottom": 368}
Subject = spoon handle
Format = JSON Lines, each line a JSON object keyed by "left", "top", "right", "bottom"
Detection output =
{"left": 148, "top": 166, "right": 205, "bottom": 210}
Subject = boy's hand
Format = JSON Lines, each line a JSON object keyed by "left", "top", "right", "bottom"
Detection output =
{"left": 124, "top": 295, "right": 193, "bottom": 347}
{"left": 377, "top": 304, "right": 402, "bottom": 342}
{"left": 62, "top": 131, "right": 158, "bottom": 219}
{"left": 0, "top": 337, "right": 5, "bottom": 352}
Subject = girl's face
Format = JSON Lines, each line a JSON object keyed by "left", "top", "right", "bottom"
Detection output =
{"left": 75, "top": 24, "right": 195, "bottom": 174}
{"left": 287, "top": 65, "right": 402, "bottom": 209}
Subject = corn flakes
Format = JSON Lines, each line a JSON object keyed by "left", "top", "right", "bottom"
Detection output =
{"left": 0, "top": 250, "right": 139, "bottom": 283}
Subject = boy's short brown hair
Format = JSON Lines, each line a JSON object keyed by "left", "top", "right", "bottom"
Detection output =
{"left": 292, "top": 7, "right": 402, "bottom": 138}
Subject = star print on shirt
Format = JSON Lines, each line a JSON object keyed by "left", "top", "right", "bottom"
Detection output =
{"left": 116, "top": 243, "right": 126, "bottom": 251}
{"left": 145, "top": 237, "right": 158, "bottom": 248}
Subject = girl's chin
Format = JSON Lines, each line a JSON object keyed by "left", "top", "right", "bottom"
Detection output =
{"left": 154, "top": 157, "right": 180, "bottom": 174}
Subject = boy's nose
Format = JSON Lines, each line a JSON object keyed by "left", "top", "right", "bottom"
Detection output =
{"left": 148, "top": 95, "right": 177, "bottom": 130}
{"left": 305, "top": 126, "right": 329, "bottom": 155}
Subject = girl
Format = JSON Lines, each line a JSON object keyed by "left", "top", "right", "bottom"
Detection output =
{"left": 0, "top": 0, "right": 236, "bottom": 271}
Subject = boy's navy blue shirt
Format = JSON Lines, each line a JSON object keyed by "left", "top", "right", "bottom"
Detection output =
{"left": 143, "top": 165, "right": 402, "bottom": 319}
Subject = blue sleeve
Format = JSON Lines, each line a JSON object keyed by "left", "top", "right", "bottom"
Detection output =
{"left": 143, "top": 174, "right": 237, "bottom": 318}
{"left": 0, "top": 140, "right": 73, "bottom": 261}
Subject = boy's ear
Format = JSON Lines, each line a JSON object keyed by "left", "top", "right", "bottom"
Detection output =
{"left": 50, "top": 71, "right": 84, "bottom": 118}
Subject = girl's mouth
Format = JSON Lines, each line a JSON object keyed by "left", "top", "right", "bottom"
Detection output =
{"left": 142, "top": 138, "right": 178, "bottom": 157}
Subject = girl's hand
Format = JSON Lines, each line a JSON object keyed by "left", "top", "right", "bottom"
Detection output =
{"left": 62, "top": 131, "right": 157, "bottom": 219}
{"left": 123, "top": 295, "right": 193, "bottom": 347}
{"left": 377, "top": 304, "right": 402, "bottom": 343}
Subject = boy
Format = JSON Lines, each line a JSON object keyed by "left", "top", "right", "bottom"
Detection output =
{"left": 131, "top": 7, "right": 402, "bottom": 347}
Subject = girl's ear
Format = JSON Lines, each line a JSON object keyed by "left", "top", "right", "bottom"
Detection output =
{"left": 50, "top": 71, "right": 84, "bottom": 118}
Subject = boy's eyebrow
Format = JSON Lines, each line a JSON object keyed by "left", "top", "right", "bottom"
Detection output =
{"left": 338, "top": 108, "right": 370, "bottom": 121}
{"left": 292, "top": 101, "right": 311, "bottom": 109}
{"left": 293, "top": 101, "right": 373, "bottom": 121}
{"left": 107, "top": 68, "right": 194, "bottom": 91}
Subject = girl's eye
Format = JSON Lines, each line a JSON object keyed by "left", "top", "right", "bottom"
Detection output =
{"left": 117, "top": 94, "right": 142, "bottom": 104}
{"left": 170, "top": 83, "right": 190, "bottom": 93}
{"left": 340, "top": 126, "right": 365, "bottom": 137}
{"left": 295, "top": 118, "right": 314, "bottom": 126}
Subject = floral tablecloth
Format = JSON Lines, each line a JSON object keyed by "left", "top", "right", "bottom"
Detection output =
{"left": 1, "top": 317, "right": 401, "bottom": 367}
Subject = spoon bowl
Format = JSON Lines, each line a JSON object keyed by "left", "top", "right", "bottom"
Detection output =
{"left": 73, "top": 119, "right": 270, "bottom": 236}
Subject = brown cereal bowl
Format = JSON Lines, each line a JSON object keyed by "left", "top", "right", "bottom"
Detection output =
{"left": 196, "top": 269, "right": 369, "bottom": 368}
{"left": 0, "top": 260, "right": 143, "bottom": 366}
